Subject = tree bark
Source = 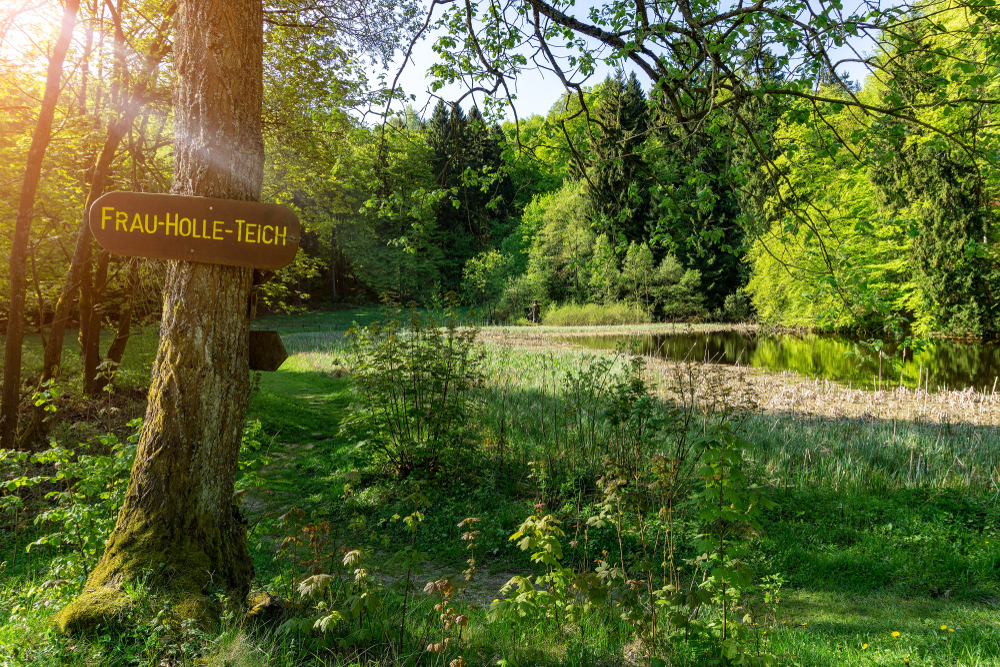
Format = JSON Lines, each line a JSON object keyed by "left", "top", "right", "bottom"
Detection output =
{"left": 103, "top": 258, "right": 140, "bottom": 368}
{"left": 82, "top": 250, "right": 109, "bottom": 396}
{"left": 0, "top": 0, "right": 81, "bottom": 449}
{"left": 56, "top": 0, "right": 264, "bottom": 632}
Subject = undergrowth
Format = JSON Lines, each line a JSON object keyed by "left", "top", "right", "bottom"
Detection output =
{"left": 1, "top": 311, "right": 999, "bottom": 666}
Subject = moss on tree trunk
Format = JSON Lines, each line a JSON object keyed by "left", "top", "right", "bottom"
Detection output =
{"left": 56, "top": 0, "right": 264, "bottom": 633}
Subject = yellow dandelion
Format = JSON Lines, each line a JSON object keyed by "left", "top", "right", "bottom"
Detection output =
{"left": 892, "top": 631, "right": 901, "bottom": 637}
{"left": 949, "top": 628, "right": 955, "bottom": 633}
{"left": 904, "top": 659, "right": 910, "bottom": 665}
{"left": 763, "top": 631, "right": 767, "bottom": 636}
{"left": 941, "top": 625, "right": 948, "bottom": 630}
{"left": 862, "top": 644, "right": 869, "bottom": 650}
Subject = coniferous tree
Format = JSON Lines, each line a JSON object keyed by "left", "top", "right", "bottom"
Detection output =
{"left": 588, "top": 71, "right": 651, "bottom": 245}
{"left": 871, "top": 146, "right": 999, "bottom": 335}
{"left": 868, "top": 23, "right": 1000, "bottom": 336}
{"left": 425, "top": 101, "right": 512, "bottom": 290}
{"left": 651, "top": 131, "right": 746, "bottom": 313}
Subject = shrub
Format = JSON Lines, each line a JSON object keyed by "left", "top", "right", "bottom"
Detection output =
{"left": 343, "top": 305, "right": 483, "bottom": 477}
{"left": 652, "top": 256, "right": 709, "bottom": 321}
{"left": 494, "top": 274, "right": 542, "bottom": 323}
{"left": 542, "top": 301, "right": 650, "bottom": 326}
{"left": 722, "top": 288, "right": 753, "bottom": 322}
{"left": 462, "top": 250, "right": 515, "bottom": 320}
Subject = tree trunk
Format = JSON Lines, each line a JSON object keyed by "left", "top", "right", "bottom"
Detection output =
{"left": 39, "top": 5, "right": 174, "bottom": 387}
{"left": 0, "top": 0, "right": 81, "bottom": 450}
{"left": 56, "top": 0, "right": 264, "bottom": 632}
{"left": 82, "top": 250, "right": 109, "bottom": 396}
{"left": 103, "top": 258, "right": 140, "bottom": 367}
{"left": 331, "top": 228, "right": 337, "bottom": 299}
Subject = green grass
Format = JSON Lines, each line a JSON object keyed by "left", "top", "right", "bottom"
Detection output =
{"left": 2, "top": 312, "right": 1000, "bottom": 666}
{"left": 541, "top": 301, "right": 651, "bottom": 326}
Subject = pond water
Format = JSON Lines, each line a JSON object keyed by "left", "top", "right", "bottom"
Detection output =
{"left": 570, "top": 330, "right": 1000, "bottom": 392}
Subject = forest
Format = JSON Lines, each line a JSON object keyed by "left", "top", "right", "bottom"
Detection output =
{"left": 1, "top": 0, "right": 999, "bottom": 665}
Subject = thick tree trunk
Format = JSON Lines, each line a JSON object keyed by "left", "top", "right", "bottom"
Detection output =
{"left": 56, "top": 0, "right": 263, "bottom": 632}
{"left": 0, "top": 0, "right": 81, "bottom": 449}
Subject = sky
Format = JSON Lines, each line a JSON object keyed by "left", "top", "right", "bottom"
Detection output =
{"left": 375, "top": 15, "right": 636, "bottom": 123}
{"left": 375, "top": 0, "right": 881, "bottom": 125}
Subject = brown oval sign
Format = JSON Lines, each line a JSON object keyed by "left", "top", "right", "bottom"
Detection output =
{"left": 89, "top": 191, "right": 300, "bottom": 270}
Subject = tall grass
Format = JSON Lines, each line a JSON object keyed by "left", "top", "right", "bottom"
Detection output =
{"left": 474, "top": 342, "right": 1000, "bottom": 497}
{"left": 542, "top": 301, "right": 650, "bottom": 326}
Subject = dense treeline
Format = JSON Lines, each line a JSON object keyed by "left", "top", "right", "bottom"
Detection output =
{"left": 2, "top": 0, "right": 999, "bottom": 368}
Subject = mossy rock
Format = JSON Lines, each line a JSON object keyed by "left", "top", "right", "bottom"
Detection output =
{"left": 246, "top": 592, "right": 292, "bottom": 628}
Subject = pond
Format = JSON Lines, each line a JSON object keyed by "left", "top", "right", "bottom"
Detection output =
{"left": 570, "top": 330, "right": 1000, "bottom": 392}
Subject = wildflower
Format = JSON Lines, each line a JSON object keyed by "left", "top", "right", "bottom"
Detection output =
{"left": 862, "top": 644, "right": 869, "bottom": 650}
{"left": 904, "top": 659, "right": 910, "bottom": 665}
{"left": 892, "top": 631, "right": 901, "bottom": 637}
{"left": 763, "top": 631, "right": 767, "bottom": 636}
{"left": 948, "top": 628, "right": 955, "bottom": 633}
{"left": 941, "top": 625, "right": 948, "bottom": 631}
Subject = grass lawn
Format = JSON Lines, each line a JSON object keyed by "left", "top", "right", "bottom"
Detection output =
{"left": 1, "top": 310, "right": 998, "bottom": 666}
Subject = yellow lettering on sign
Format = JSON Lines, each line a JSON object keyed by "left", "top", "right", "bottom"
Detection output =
{"left": 275, "top": 226, "right": 286, "bottom": 246}
{"left": 116, "top": 211, "right": 128, "bottom": 231}
{"left": 261, "top": 225, "right": 273, "bottom": 244}
{"left": 236, "top": 219, "right": 245, "bottom": 242}
{"left": 165, "top": 213, "right": 178, "bottom": 236}
{"left": 179, "top": 217, "right": 191, "bottom": 237}
{"left": 144, "top": 214, "right": 156, "bottom": 234}
{"left": 201, "top": 219, "right": 209, "bottom": 239}
{"left": 192, "top": 219, "right": 201, "bottom": 239}
{"left": 246, "top": 223, "right": 257, "bottom": 243}
{"left": 213, "top": 220, "right": 224, "bottom": 240}
{"left": 101, "top": 207, "right": 114, "bottom": 230}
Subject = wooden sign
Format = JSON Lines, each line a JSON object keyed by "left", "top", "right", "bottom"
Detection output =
{"left": 89, "top": 191, "right": 300, "bottom": 270}
{"left": 249, "top": 331, "right": 287, "bottom": 371}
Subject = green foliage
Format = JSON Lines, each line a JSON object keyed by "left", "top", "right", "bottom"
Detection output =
{"left": 652, "top": 256, "right": 710, "bottom": 321}
{"left": 425, "top": 100, "right": 515, "bottom": 289}
{"left": 542, "top": 302, "right": 650, "bottom": 326}
{"left": 343, "top": 305, "right": 483, "bottom": 476}
{"left": 589, "top": 233, "right": 622, "bottom": 305}
{"left": 1, "top": 419, "right": 142, "bottom": 588}
{"left": 588, "top": 72, "right": 652, "bottom": 245}
{"left": 871, "top": 144, "right": 1000, "bottom": 336}
{"left": 461, "top": 249, "right": 515, "bottom": 320}
{"left": 522, "top": 180, "right": 595, "bottom": 304}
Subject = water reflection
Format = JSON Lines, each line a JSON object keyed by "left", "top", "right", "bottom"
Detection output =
{"left": 570, "top": 331, "right": 1000, "bottom": 392}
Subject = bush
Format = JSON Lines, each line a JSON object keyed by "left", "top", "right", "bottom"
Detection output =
{"left": 343, "top": 306, "right": 483, "bottom": 477}
{"left": 494, "top": 274, "right": 542, "bottom": 323}
{"left": 652, "top": 256, "right": 710, "bottom": 321}
{"left": 722, "top": 288, "right": 753, "bottom": 322}
{"left": 541, "top": 301, "right": 650, "bottom": 326}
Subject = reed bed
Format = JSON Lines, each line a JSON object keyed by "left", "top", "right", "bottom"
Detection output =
{"left": 475, "top": 333, "right": 1000, "bottom": 497}
{"left": 282, "top": 325, "right": 1000, "bottom": 497}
